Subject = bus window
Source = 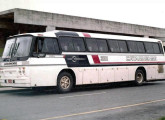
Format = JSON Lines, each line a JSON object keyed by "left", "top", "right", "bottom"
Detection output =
{"left": 59, "top": 37, "right": 74, "bottom": 52}
{"left": 86, "top": 38, "right": 99, "bottom": 52}
{"left": 118, "top": 41, "right": 128, "bottom": 53}
{"left": 144, "top": 42, "right": 154, "bottom": 53}
{"left": 33, "top": 37, "right": 59, "bottom": 55}
{"left": 42, "top": 38, "right": 59, "bottom": 54}
{"left": 97, "top": 39, "right": 108, "bottom": 52}
{"left": 72, "top": 37, "right": 86, "bottom": 52}
{"left": 137, "top": 42, "right": 145, "bottom": 53}
{"left": 107, "top": 40, "right": 120, "bottom": 53}
{"left": 127, "top": 41, "right": 138, "bottom": 53}
{"left": 152, "top": 43, "right": 160, "bottom": 54}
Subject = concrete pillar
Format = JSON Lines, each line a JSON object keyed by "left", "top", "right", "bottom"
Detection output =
{"left": 46, "top": 26, "right": 55, "bottom": 32}
{"left": 144, "top": 35, "right": 149, "bottom": 38}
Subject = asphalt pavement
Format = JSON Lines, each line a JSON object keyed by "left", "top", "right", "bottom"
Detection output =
{"left": 0, "top": 81, "right": 165, "bottom": 120}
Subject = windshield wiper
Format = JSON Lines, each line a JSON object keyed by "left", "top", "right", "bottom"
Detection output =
{"left": 8, "top": 43, "right": 14, "bottom": 57}
{"left": 13, "top": 43, "right": 20, "bottom": 57}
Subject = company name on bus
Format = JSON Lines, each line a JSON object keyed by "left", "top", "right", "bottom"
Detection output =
{"left": 126, "top": 56, "right": 156, "bottom": 61}
{"left": 4, "top": 62, "right": 17, "bottom": 66}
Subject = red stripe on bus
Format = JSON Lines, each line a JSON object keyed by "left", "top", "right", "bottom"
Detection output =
{"left": 83, "top": 33, "right": 91, "bottom": 37}
{"left": 92, "top": 55, "right": 101, "bottom": 64}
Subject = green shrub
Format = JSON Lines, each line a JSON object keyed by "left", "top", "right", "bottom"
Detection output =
{"left": 159, "top": 117, "right": 165, "bottom": 120}
{"left": 0, "top": 48, "right": 3, "bottom": 56}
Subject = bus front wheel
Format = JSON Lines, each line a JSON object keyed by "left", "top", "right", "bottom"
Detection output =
{"left": 57, "top": 72, "right": 74, "bottom": 93}
{"left": 135, "top": 69, "right": 145, "bottom": 85}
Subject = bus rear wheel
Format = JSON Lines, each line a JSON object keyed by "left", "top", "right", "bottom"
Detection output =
{"left": 135, "top": 69, "right": 145, "bottom": 85}
{"left": 57, "top": 72, "right": 74, "bottom": 93}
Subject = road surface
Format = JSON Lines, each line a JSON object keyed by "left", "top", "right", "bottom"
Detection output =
{"left": 0, "top": 81, "right": 165, "bottom": 120}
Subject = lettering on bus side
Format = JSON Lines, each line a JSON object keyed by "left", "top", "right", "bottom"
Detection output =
{"left": 100, "top": 56, "right": 108, "bottom": 61}
{"left": 126, "top": 56, "right": 157, "bottom": 61}
{"left": 65, "top": 55, "right": 90, "bottom": 67}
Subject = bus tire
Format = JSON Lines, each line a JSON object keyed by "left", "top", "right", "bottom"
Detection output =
{"left": 134, "top": 69, "right": 144, "bottom": 85}
{"left": 57, "top": 72, "right": 74, "bottom": 93}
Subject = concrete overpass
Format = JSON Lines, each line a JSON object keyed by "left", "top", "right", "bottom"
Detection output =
{"left": 0, "top": 8, "right": 165, "bottom": 55}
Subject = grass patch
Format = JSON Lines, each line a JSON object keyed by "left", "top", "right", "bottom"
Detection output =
{"left": 159, "top": 117, "right": 165, "bottom": 120}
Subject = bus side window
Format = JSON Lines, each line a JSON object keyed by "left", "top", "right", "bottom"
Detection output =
{"left": 41, "top": 38, "right": 59, "bottom": 54}
{"left": 118, "top": 41, "right": 128, "bottom": 53}
{"left": 127, "top": 41, "right": 138, "bottom": 53}
{"left": 85, "top": 38, "right": 99, "bottom": 52}
{"left": 107, "top": 40, "right": 120, "bottom": 53}
{"left": 144, "top": 42, "right": 154, "bottom": 53}
{"left": 152, "top": 43, "right": 161, "bottom": 54}
{"left": 58, "top": 36, "right": 74, "bottom": 52}
{"left": 97, "top": 39, "right": 108, "bottom": 52}
{"left": 33, "top": 37, "right": 44, "bottom": 53}
{"left": 33, "top": 37, "right": 59, "bottom": 54}
{"left": 72, "top": 37, "right": 86, "bottom": 52}
{"left": 136, "top": 42, "right": 145, "bottom": 53}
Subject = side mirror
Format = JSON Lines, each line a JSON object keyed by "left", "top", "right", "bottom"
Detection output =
{"left": 33, "top": 53, "right": 46, "bottom": 58}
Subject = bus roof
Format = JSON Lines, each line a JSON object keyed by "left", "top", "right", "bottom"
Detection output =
{"left": 9, "top": 30, "right": 161, "bottom": 43}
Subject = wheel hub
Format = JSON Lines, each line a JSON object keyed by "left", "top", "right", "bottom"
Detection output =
{"left": 60, "top": 76, "right": 70, "bottom": 89}
{"left": 136, "top": 73, "right": 143, "bottom": 83}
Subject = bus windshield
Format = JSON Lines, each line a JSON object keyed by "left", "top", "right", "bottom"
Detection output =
{"left": 2, "top": 36, "right": 32, "bottom": 60}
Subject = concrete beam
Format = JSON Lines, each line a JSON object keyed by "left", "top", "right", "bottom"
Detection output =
{"left": 13, "top": 8, "right": 165, "bottom": 37}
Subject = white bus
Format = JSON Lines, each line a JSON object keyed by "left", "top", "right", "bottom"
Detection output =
{"left": 0, "top": 30, "right": 165, "bottom": 93}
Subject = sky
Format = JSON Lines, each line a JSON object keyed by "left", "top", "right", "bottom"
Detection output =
{"left": 0, "top": 0, "right": 165, "bottom": 28}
